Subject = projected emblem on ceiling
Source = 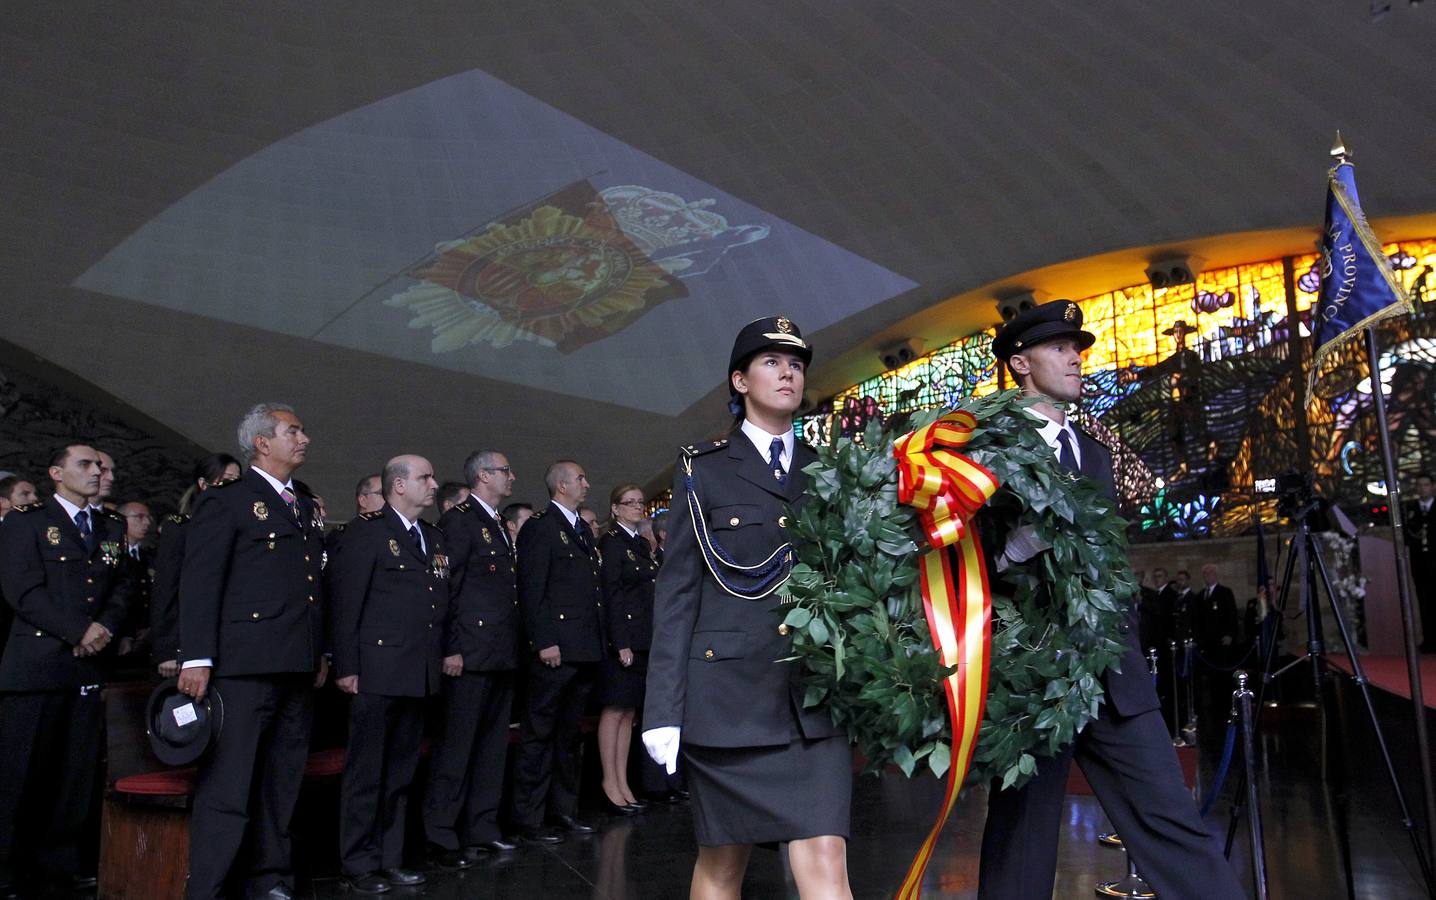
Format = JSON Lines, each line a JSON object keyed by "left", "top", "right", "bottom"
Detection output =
{"left": 74, "top": 69, "right": 914, "bottom": 414}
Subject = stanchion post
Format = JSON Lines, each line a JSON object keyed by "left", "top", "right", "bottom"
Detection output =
{"left": 1235, "top": 670, "right": 1269, "bottom": 900}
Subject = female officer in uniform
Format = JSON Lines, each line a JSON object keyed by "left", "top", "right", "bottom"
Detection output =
{"left": 643, "top": 317, "right": 853, "bottom": 899}
{"left": 595, "top": 482, "right": 658, "bottom": 814}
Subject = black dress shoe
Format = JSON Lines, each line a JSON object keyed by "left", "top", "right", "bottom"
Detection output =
{"left": 426, "top": 846, "right": 473, "bottom": 869}
{"left": 465, "top": 838, "right": 518, "bottom": 854}
{"left": 518, "top": 826, "right": 565, "bottom": 845}
{"left": 257, "top": 885, "right": 296, "bottom": 900}
{"left": 548, "top": 813, "right": 596, "bottom": 834}
{"left": 602, "top": 797, "right": 639, "bottom": 816}
{"left": 627, "top": 798, "right": 650, "bottom": 810}
{"left": 343, "top": 873, "right": 391, "bottom": 894}
{"left": 379, "top": 868, "right": 426, "bottom": 886}
{"left": 70, "top": 873, "right": 99, "bottom": 891}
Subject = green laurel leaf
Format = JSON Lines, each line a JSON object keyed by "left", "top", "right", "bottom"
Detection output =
{"left": 782, "top": 390, "right": 1132, "bottom": 793}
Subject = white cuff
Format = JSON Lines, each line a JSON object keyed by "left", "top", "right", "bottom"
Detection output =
{"left": 181, "top": 658, "right": 213, "bottom": 669}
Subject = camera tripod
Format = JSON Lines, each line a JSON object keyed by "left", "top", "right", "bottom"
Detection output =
{"left": 1222, "top": 499, "right": 1433, "bottom": 899}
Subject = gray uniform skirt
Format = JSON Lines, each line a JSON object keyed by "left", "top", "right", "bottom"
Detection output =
{"left": 682, "top": 733, "right": 852, "bottom": 846}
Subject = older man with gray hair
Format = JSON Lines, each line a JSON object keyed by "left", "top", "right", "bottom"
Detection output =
{"left": 177, "top": 403, "right": 328, "bottom": 900}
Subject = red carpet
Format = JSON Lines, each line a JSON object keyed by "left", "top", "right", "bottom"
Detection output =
{"left": 1329, "top": 654, "right": 1436, "bottom": 710}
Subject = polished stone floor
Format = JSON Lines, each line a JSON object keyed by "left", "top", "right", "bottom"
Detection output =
{"left": 288, "top": 674, "right": 1432, "bottom": 898}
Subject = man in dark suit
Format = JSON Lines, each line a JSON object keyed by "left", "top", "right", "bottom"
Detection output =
{"left": 511, "top": 460, "right": 605, "bottom": 844}
{"left": 1406, "top": 472, "right": 1436, "bottom": 652}
{"left": 978, "top": 301, "right": 1243, "bottom": 900}
{"left": 330, "top": 455, "right": 447, "bottom": 894}
{"left": 0, "top": 444, "right": 132, "bottom": 894}
{"left": 1193, "top": 564, "right": 1239, "bottom": 660}
{"left": 177, "top": 404, "right": 328, "bottom": 900}
{"left": 424, "top": 449, "right": 521, "bottom": 864}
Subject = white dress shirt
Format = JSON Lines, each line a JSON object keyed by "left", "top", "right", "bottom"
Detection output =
{"left": 740, "top": 419, "right": 795, "bottom": 471}
{"left": 1024, "top": 407, "right": 1082, "bottom": 468}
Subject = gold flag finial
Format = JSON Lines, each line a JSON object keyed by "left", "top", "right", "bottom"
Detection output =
{"left": 1330, "top": 131, "right": 1349, "bottom": 164}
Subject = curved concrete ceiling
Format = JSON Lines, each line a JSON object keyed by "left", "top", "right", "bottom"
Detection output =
{"left": 3, "top": 1, "right": 1434, "bottom": 508}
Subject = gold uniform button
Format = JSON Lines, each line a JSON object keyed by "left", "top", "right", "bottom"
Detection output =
{"left": 729, "top": 516, "right": 740, "bottom": 526}
{"left": 558, "top": 613, "right": 566, "bottom": 620}
{"left": 86, "top": 578, "right": 93, "bottom": 584}
{"left": 34, "top": 631, "right": 43, "bottom": 637}
{"left": 307, "top": 575, "right": 314, "bottom": 582}
{"left": 478, "top": 620, "right": 484, "bottom": 627}
{"left": 778, "top": 624, "right": 790, "bottom": 636}
{"left": 59, "top": 556, "right": 66, "bottom": 562}
{"left": 703, "top": 649, "right": 714, "bottom": 659}
{"left": 251, "top": 612, "right": 260, "bottom": 620}
{"left": 626, "top": 614, "right": 633, "bottom": 620}
{"left": 304, "top": 555, "right": 310, "bottom": 562}
{"left": 377, "top": 639, "right": 384, "bottom": 646}
{"left": 778, "top": 516, "right": 788, "bottom": 528}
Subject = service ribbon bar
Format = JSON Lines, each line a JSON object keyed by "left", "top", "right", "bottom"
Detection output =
{"left": 892, "top": 410, "right": 999, "bottom": 899}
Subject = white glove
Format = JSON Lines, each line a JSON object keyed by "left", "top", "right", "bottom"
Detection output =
{"left": 997, "top": 524, "right": 1051, "bottom": 572}
{"left": 642, "top": 726, "right": 681, "bottom": 775}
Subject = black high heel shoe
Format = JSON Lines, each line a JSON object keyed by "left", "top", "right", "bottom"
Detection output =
{"left": 602, "top": 796, "right": 640, "bottom": 816}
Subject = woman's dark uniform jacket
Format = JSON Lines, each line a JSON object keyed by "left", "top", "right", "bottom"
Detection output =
{"left": 327, "top": 507, "right": 449, "bottom": 697}
{"left": 599, "top": 525, "right": 656, "bottom": 655}
{"left": 0, "top": 499, "right": 134, "bottom": 690}
{"left": 644, "top": 434, "right": 840, "bottom": 749}
{"left": 437, "top": 499, "right": 518, "bottom": 672}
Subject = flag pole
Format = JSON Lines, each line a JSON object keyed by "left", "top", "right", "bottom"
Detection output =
{"left": 1331, "top": 132, "right": 1436, "bottom": 884}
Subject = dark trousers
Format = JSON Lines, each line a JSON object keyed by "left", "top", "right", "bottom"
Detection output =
{"left": 511, "top": 659, "right": 595, "bottom": 827}
{"left": 0, "top": 688, "right": 103, "bottom": 881}
{"left": 978, "top": 705, "right": 1245, "bottom": 900}
{"left": 1413, "top": 555, "right": 1436, "bottom": 649}
{"left": 339, "top": 692, "right": 424, "bottom": 875}
{"left": 187, "top": 675, "right": 313, "bottom": 900}
{"left": 423, "top": 670, "right": 514, "bottom": 848}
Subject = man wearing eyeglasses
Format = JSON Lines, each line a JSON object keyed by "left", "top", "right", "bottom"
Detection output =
{"left": 422, "top": 450, "right": 522, "bottom": 865}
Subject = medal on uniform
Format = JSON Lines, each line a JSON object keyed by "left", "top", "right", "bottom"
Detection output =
{"left": 46, "top": 526, "right": 61, "bottom": 545}
{"left": 431, "top": 553, "right": 450, "bottom": 580}
{"left": 253, "top": 501, "right": 269, "bottom": 521}
{"left": 626, "top": 549, "right": 636, "bottom": 561}
{"left": 389, "top": 539, "right": 401, "bottom": 557}
{"left": 481, "top": 527, "right": 492, "bottom": 544}
{"left": 559, "top": 531, "right": 569, "bottom": 545}
{"left": 100, "top": 541, "right": 121, "bottom": 567}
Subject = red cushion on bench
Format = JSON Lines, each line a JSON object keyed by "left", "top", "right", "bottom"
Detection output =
{"left": 114, "top": 769, "right": 197, "bottom": 796}
{"left": 303, "top": 748, "right": 346, "bottom": 779}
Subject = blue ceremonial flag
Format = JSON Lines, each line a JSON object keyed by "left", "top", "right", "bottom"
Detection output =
{"left": 1307, "top": 138, "right": 1413, "bottom": 401}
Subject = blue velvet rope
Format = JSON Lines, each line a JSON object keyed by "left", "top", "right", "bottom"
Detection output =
{"left": 1199, "top": 720, "right": 1238, "bottom": 818}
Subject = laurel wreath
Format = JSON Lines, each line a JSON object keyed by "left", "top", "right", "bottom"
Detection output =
{"left": 782, "top": 391, "right": 1134, "bottom": 792}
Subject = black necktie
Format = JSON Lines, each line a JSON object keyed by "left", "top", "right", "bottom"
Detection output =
{"left": 76, "top": 509, "right": 97, "bottom": 553}
{"left": 1056, "top": 429, "right": 1079, "bottom": 473}
{"left": 409, "top": 524, "right": 423, "bottom": 553}
{"left": 573, "top": 520, "right": 591, "bottom": 553}
{"left": 769, "top": 437, "right": 787, "bottom": 486}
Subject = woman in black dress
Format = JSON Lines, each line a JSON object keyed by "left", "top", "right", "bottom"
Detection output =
{"left": 643, "top": 317, "right": 853, "bottom": 899}
{"left": 595, "top": 482, "right": 658, "bottom": 814}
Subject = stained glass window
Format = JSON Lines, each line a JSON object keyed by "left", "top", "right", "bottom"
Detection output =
{"left": 796, "top": 237, "right": 1436, "bottom": 542}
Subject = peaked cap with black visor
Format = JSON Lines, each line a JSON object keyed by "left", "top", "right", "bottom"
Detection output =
{"left": 991, "top": 299, "right": 1095, "bottom": 363}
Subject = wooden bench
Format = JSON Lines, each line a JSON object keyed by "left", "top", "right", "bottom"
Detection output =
{"left": 97, "top": 683, "right": 348, "bottom": 900}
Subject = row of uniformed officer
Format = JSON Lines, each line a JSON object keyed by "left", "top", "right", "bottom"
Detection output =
{"left": 327, "top": 455, "right": 448, "bottom": 894}
{"left": 422, "top": 450, "right": 522, "bottom": 864}
{"left": 0, "top": 443, "right": 134, "bottom": 895}
{"left": 176, "top": 403, "right": 328, "bottom": 900}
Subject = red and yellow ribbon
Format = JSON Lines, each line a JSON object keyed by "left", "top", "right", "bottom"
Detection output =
{"left": 892, "top": 410, "right": 1000, "bottom": 899}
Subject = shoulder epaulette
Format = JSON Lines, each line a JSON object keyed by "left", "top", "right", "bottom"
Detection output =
{"left": 453, "top": 500, "right": 472, "bottom": 513}
{"left": 96, "top": 507, "right": 125, "bottom": 522}
{"left": 166, "top": 513, "right": 190, "bottom": 526}
{"left": 681, "top": 437, "right": 730, "bottom": 458}
{"left": 331, "top": 522, "right": 347, "bottom": 534}
{"left": 11, "top": 502, "right": 44, "bottom": 514}
{"left": 211, "top": 478, "right": 241, "bottom": 489}
{"left": 529, "top": 509, "right": 546, "bottom": 520}
{"left": 359, "top": 510, "right": 385, "bottom": 521}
